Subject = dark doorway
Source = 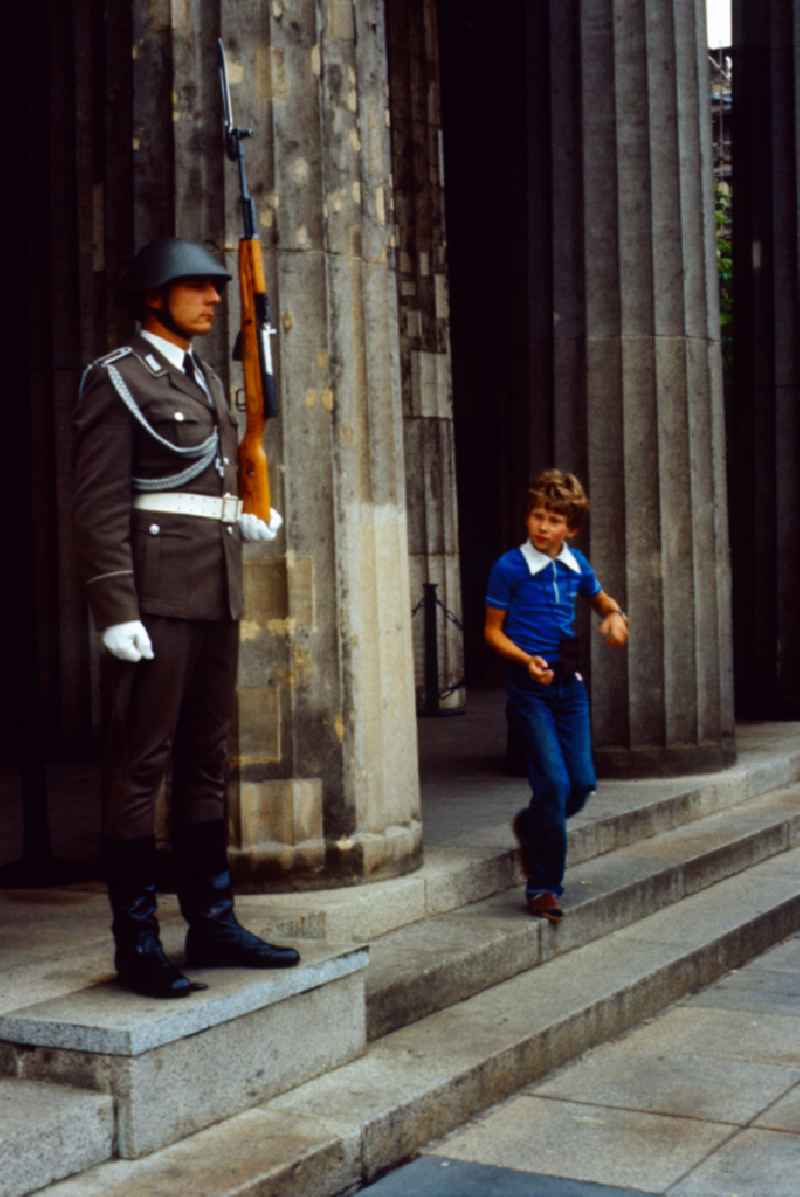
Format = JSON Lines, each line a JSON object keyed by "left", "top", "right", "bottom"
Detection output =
{"left": 4, "top": 3, "right": 135, "bottom": 875}
{"left": 436, "top": 1, "right": 556, "bottom": 687}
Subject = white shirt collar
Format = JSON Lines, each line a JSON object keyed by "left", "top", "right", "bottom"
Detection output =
{"left": 140, "top": 329, "right": 190, "bottom": 372}
{"left": 519, "top": 540, "right": 581, "bottom": 576}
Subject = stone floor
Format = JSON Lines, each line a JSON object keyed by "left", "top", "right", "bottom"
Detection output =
{"left": 2, "top": 696, "right": 799, "bottom": 1196}
{"left": 364, "top": 930, "right": 800, "bottom": 1196}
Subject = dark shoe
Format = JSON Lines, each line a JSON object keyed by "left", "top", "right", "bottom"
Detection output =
{"left": 115, "top": 923, "right": 200, "bottom": 999}
{"left": 176, "top": 821, "right": 301, "bottom": 969}
{"left": 527, "top": 891, "right": 563, "bottom": 924}
{"left": 106, "top": 838, "right": 204, "bottom": 999}
{"left": 185, "top": 914, "right": 301, "bottom": 969}
{"left": 512, "top": 808, "right": 532, "bottom": 877}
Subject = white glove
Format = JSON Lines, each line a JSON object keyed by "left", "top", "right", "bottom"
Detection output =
{"left": 238, "top": 508, "right": 283, "bottom": 542}
{"left": 102, "top": 620, "right": 155, "bottom": 662}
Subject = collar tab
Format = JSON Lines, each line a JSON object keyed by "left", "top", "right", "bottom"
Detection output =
{"left": 519, "top": 540, "right": 581, "bottom": 576}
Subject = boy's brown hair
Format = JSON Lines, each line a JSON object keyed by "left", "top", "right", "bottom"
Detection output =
{"left": 526, "top": 469, "right": 590, "bottom": 531}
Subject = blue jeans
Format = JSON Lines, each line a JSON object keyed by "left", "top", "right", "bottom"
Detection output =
{"left": 507, "top": 668, "right": 596, "bottom": 897}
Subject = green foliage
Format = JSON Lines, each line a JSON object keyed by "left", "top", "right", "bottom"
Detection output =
{"left": 715, "top": 185, "right": 734, "bottom": 380}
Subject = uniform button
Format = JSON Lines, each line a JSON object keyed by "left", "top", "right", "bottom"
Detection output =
{"left": 174, "top": 411, "right": 185, "bottom": 422}
{"left": 148, "top": 524, "right": 161, "bottom": 536}
{"left": 223, "top": 457, "right": 230, "bottom": 465}
{"left": 226, "top": 525, "right": 234, "bottom": 535}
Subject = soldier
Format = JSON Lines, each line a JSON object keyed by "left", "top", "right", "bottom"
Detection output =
{"left": 74, "top": 238, "right": 300, "bottom": 999}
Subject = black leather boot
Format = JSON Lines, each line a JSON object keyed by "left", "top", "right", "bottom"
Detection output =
{"left": 176, "top": 821, "right": 300, "bottom": 968}
{"left": 106, "top": 837, "right": 203, "bottom": 999}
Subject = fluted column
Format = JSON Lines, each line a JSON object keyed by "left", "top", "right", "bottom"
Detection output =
{"left": 545, "top": 0, "right": 736, "bottom": 774}
{"left": 730, "top": 0, "right": 800, "bottom": 717}
{"left": 134, "top": 1, "right": 422, "bottom": 887}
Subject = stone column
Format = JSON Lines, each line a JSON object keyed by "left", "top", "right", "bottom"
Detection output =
{"left": 546, "top": 0, "right": 736, "bottom": 774}
{"left": 385, "top": 0, "right": 464, "bottom": 712}
{"left": 218, "top": 2, "right": 422, "bottom": 886}
{"left": 730, "top": 0, "right": 800, "bottom": 717}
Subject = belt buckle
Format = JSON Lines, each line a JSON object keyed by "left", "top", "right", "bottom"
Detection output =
{"left": 221, "top": 493, "right": 240, "bottom": 523}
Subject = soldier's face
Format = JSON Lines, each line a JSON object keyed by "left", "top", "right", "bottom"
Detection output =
{"left": 166, "top": 280, "right": 222, "bottom": 336}
{"left": 145, "top": 279, "right": 222, "bottom": 343}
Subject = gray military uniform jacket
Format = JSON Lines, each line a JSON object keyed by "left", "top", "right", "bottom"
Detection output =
{"left": 74, "top": 333, "right": 244, "bottom": 630}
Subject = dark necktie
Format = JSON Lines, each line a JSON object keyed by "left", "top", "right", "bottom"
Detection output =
{"left": 183, "top": 352, "right": 197, "bottom": 383}
{"left": 183, "top": 351, "right": 213, "bottom": 407}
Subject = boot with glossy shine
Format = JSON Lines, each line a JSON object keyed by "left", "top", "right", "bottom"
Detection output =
{"left": 177, "top": 822, "right": 301, "bottom": 969}
{"left": 107, "top": 838, "right": 204, "bottom": 999}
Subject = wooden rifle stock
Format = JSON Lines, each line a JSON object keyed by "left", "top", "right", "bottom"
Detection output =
{"left": 218, "top": 38, "right": 278, "bottom": 524}
{"left": 237, "top": 239, "right": 271, "bottom": 518}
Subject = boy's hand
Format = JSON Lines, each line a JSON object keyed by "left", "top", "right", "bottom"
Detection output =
{"left": 598, "top": 612, "right": 628, "bottom": 647}
{"left": 528, "top": 655, "right": 554, "bottom": 685}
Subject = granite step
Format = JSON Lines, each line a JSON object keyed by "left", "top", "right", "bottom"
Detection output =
{"left": 0, "top": 943, "right": 368, "bottom": 1161}
{"left": 365, "top": 783, "right": 800, "bottom": 1038}
{"left": 254, "top": 741, "right": 800, "bottom": 946}
{"left": 7, "top": 730, "right": 800, "bottom": 1197}
{"left": 37, "top": 847, "right": 800, "bottom": 1196}
{"left": 0, "top": 1078, "right": 113, "bottom": 1197}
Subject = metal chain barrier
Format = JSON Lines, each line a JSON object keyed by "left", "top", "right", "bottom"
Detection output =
{"left": 411, "top": 582, "right": 466, "bottom": 715}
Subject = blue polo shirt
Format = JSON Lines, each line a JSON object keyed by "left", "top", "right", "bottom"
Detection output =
{"left": 486, "top": 541, "right": 602, "bottom": 661}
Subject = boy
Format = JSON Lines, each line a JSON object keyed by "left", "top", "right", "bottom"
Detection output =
{"left": 484, "top": 469, "right": 628, "bottom": 923}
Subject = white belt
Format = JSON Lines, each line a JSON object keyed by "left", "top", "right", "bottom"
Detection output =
{"left": 133, "top": 492, "right": 242, "bottom": 523}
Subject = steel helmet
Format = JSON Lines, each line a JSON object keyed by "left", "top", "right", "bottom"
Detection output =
{"left": 123, "top": 238, "right": 232, "bottom": 293}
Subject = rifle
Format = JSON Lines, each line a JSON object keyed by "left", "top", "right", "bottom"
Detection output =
{"left": 217, "top": 38, "right": 278, "bottom": 520}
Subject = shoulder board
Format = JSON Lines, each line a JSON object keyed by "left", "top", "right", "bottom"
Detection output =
{"left": 78, "top": 346, "right": 133, "bottom": 399}
{"left": 88, "top": 346, "right": 167, "bottom": 378}
{"left": 92, "top": 346, "right": 133, "bottom": 369}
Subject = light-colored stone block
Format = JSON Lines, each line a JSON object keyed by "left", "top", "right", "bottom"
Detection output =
{"left": 2, "top": 947, "right": 368, "bottom": 1159}
{"left": 0, "top": 1078, "right": 113, "bottom": 1197}
{"left": 235, "top": 685, "right": 281, "bottom": 764}
{"left": 242, "top": 559, "right": 288, "bottom": 624}
{"left": 0, "top": 945, "right": 365, "bottom": 1055}
{"left": 237, "top": 777, "right": 323, "bottom": 848}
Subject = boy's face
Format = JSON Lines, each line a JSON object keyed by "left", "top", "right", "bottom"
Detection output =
{"left": 526, "top": 504, "right": 576, "bottom": 558}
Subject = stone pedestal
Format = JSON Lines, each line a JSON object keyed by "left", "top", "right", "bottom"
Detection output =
{"left": 0, "top": 946, "right": 367, "bottom": 1159}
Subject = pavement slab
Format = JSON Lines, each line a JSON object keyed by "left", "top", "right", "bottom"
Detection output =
{"left": 670, "top": 1127, "right": 800, "bottom": 1197}
{"left": 428, "top": 1095, "right": 735, "bottom": 1192}
{"left": 680, "top": 961, "right": 800, "bottom": 1016}
{"left": 754, "top": 1083, "right": 800, "bottom": 1133}
{"left": 601, "top": 1004, "right": 800, "bottom": 1070}
{"left": 531, "top": 1043, "right": 799, "bottom": 1125}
